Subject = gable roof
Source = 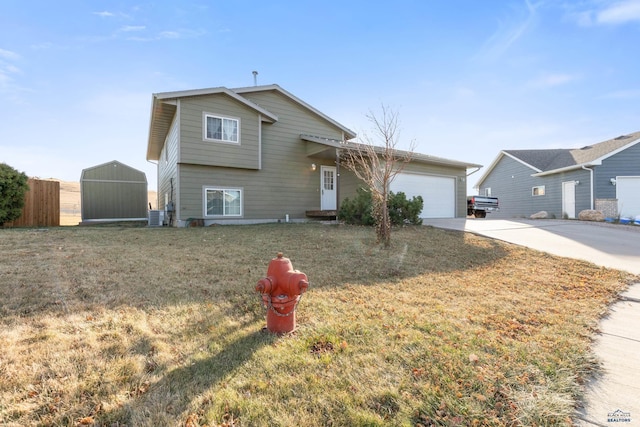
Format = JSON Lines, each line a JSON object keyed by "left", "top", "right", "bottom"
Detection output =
{"left": 233, "top": 84, "right": 357, "bottom": 140}
{"left": 147, "top": 84, "right": 356, "bottom": 161}
{"left": 147, "top": 86, "right": 279, "bottom": 161}
{"left": 475, "top": 130, "right": 640, "bottom": 187}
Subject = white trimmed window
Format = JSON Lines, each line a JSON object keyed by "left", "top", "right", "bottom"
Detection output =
{"left": 484, "top": 187, "right": 492, "bottom": 196}
{"left": 532, "top": 186, "right": 545, "bottom": 196}
{"left": 204, "top": 113, "right": 239, "bottom": 143}
{"left": 204, "top": 187, "right": 242, "bottom": 217}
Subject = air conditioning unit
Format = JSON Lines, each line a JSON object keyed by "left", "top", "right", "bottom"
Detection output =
{"left": 148, "top": 210, "right": 164, "bottom": 226}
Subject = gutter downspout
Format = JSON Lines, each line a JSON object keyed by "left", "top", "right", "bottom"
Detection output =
{"left": 582, "top": 165, "right": 594, "bottom": 210}
{"left": 336, "top": 133, "right": 343, "bottom": 216}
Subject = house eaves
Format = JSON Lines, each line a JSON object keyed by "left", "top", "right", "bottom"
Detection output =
{"left": 531, "top": 161, "right": 602, "bottom": 177}
{"left": 233, "top": 84, "right": 357, "bottom": 140}
{"left": 146, "top": 87, "right": 279, "bottom": 161}
{"left": 302, "top": 135, "right": 481, "bottom": 169}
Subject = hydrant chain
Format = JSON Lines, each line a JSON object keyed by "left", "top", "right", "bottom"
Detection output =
{"left": 255, "top": 252, "right": 309, "bottom": 333}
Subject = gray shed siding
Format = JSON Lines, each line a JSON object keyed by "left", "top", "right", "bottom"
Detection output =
{"left": 80, "top": 161, "right": 148, "bottom": 221}
{"left": 175, "top": 90, "right": 346, "bottom": 224}
{"left": 479, "top": 156, "right": 591, "bottom": 219}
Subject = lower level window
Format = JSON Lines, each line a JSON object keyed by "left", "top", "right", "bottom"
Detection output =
{"left": 205, "top": 187, "right": 242, "bottom": 216}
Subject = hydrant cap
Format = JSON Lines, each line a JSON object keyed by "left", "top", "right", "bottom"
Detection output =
{"left": 276, "top": 252, "right": 283, "bottom": 259}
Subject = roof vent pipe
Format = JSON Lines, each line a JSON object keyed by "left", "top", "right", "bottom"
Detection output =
{"left": 252, "top": 71, "right": 258, "bottom": 86}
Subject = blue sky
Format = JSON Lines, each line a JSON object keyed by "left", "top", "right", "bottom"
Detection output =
{"left": 1, "top": 0, "right": 639, "bottom": 192}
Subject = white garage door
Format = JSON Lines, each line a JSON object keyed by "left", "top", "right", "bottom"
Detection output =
{"left": 617, "top": 176, "right": 640, "bottom": 218}
{"left": 390, "top": 173, "right": 456, "bottom": 218}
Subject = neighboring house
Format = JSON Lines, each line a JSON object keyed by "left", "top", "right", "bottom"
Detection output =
{"left": 146, "top": 84, "right": 481, "bottom": 226}
{"left": 475, "top": 131, "right": 640, "bottom": 219}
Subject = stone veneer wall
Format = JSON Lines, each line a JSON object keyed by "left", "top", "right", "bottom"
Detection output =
{"left": 595, "top": 199, "right": 618, "bottom": 218}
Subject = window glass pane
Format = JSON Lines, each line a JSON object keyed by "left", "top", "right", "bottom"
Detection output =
{"left": 222, "top": 119, "right": 238, "bottom": 142}
{"left": 323, "top": 170, "right": 334, "bottom": 190}
{"left": 207, "top": 117, "right": 222, "bottom": 140}
{"left": 225, "top": 190, "right": 241, "bottom": 215}
{"left": 206, "top": 189, "right": 223, "bottom": 215}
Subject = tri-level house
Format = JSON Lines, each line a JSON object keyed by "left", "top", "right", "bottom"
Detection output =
{"left": 475, "top": 131, "right": 640, "bottom": 219}
{"left": 146, "top": 84, "right": 480, "bottom": 226}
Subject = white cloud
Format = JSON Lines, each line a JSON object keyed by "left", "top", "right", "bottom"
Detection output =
{"left": 474, "top": 0, "right": 542, "bottom": 62}
{"left": 570, "top": 0, "right": 640, "bottom": 26}
{"left": 159, "top": 31, "right": 180, "bottom": 39}
{"left": 597, "top": 0, "right": 640, "bottom": 24}
{"left": 528, "top": 73, "right": 577, "bottom": 88}
{"left": 0, "top": 48, "right": 20, "bottom": 60}
{"left": 119, "top": 25, "right": 146, "bottom": 32}
{"left": 93, "top": 11, "right": 115, "bottom": 18}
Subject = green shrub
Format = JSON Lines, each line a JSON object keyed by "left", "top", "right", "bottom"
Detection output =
{"left": 388, "top": 191, "right": 423, "bottom": 225}
{"left": 338, "top": 187, "right": 375, "bottom": 225}
{"left": 339, "top": 187, "right": 423, "bottom": 226}
{"left": 0, "top": 163, "right": 29, "bottom": 226}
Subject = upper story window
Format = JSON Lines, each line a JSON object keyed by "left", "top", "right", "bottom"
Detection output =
{"left": 484, "top": 187, "right": 492, "bottom": 197}
{"left": 532, "top": 186, "right": 545, "bottom": 196}
{"left": 204, "top": 113, "right": 239, "bottom": 143}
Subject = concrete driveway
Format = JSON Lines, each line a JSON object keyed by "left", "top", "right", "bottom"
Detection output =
{"left": 423, "top": 218, "right": 640, "bottom": 275}
{"left": 424, "top": 218, "right": 640, "bottom": 426}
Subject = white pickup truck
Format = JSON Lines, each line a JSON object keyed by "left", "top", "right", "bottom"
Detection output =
{"left": 467, "top": 196, "right": 499, "bottom": 218}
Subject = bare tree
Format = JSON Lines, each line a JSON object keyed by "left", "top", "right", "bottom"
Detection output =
{"left": 341, "top": 105, "right": 416, "bottom": 247}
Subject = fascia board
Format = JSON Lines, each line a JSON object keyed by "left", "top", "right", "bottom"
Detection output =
{"left": 154, "top": 87, "right": 278, "bottom": 122}
{"left": 532, "top": 161, "right": 601, "bottom": 177}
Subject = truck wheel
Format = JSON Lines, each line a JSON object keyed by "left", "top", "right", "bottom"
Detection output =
{"left": 474, "top": 211, "right": 486, "bottom": 218}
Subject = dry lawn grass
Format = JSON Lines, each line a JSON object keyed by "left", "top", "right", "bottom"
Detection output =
{"left": 0, "top": 224, "right": 634, "bottom": 426}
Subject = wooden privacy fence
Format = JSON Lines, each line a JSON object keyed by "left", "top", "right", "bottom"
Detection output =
{"left": 5, "top": 179, "right": 60, "bottom": 227}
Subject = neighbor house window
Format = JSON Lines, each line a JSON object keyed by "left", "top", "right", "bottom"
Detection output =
{"left": 204, "top": 113, "right": 239, "bottom": 143}
{"left": 532, "top": 186, "right": 545, "bottom": 196}
{"left": 484, "top": 187, "right": 492, "bottom": 196}
{"left": 204, "top": 187, "right": 242, "bottom": 217}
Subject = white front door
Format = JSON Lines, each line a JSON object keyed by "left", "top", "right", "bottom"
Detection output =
{"left": 320, "top": 166, "right": 337, "bottom": 210}
{"left": 562, "top": 181, "right": 576, "bottom": 219}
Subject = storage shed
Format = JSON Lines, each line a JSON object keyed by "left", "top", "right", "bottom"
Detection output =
{"left": 80, "top": 160, "right": 148, "bottom": 222}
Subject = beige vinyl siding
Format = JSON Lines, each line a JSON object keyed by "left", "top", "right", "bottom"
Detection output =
{"left": 179, "top": 94, "right": 260, "bottom": 169}
{"left": 178, "top": 164, "right": 319, "bottom": 221}
{"left": 177, "top": 90, "right": 348, "bottom": 223}
{"left": 158, "top": 114, "right": 179, "bottom": 212}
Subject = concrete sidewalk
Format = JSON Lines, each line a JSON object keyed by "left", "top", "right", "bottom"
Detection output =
{"left": 424, "top": 219, "right": 640, "bottom": 426}
{"left": 576, "top": 284, "right": 640, "bottom": 427}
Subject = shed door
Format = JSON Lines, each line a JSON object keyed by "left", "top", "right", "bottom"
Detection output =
{"left": 562, "top": 181, "right": 576, "bottom": 219}
{"left": 616, "top": 176, "right": 640, "bottom": 218}
{"left": 320, "top": 166, "right": 337, "bottom": 210}
{"left": 390, "top": 173, "right": 456, "bottom": 218}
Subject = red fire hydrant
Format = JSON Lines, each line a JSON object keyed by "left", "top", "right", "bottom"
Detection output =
{"left": 256, "top": 252, "right": 309, "bottom": 333}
